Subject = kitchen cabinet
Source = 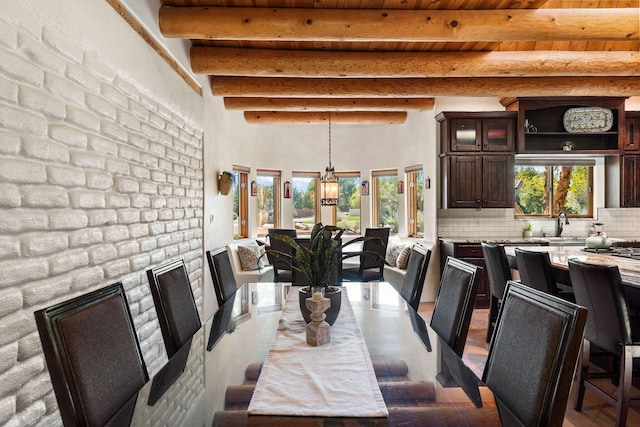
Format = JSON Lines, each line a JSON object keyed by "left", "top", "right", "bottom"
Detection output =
{"left": 439, "top": 240, "right": 489, "bottom": 309}
{"left": 624, "top": 112, "right": 640, "bottom": 153}
{"left": 438, "top": 112, "right": 516, "bottom": 153}
{"left": 437, "top": 111, "right": 516, "bottom": 209}
{"left": 622, "top": 155, "right": 640, "bottom": 207}
{"left": 442, "top": 155, "right": 514, "bottom": 208}
{"left": 502, "top": 97, "right": 626, "bottom": 154}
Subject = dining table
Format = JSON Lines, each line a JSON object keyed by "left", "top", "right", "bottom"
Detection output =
{"left": 123, "top": 282, "right": 501, "bottom": 426}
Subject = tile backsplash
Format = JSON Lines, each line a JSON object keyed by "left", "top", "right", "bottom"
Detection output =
{"left": 438, "top": 208, "right": 640, "bottom": 241}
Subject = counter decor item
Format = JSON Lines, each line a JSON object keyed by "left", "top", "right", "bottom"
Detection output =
{"left": 563, "top": 107, "right": 613, "bottom": 133}
{"left": 523, "top": 223, "right": 534, "bottom": 238}
{"left": 265, "top": 223, "right": 383, "bottom": 325}
{"left": 561, "top": 140, "right": 575, "bottom": 151}
{"left": 305, "top": 291, "right": 331, "bottom": 346}
{"left": 585, "top": 222, "right": 612, "bottom": 249}
{"left": 218, "top": 171, "right": 234, "bottom": 195}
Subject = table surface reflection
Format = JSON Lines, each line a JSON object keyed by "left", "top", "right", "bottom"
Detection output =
{"left": 128, "top": 282, "right": 498, "bottom": 426}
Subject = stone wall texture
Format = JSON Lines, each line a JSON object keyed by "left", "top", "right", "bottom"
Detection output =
{"left": 0, "top": 14, "right": 205, "bottom": 426}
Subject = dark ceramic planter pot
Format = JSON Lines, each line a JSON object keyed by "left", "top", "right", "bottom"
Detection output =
{"left": 298, "top": 286, "right": 342, "bottom": 325}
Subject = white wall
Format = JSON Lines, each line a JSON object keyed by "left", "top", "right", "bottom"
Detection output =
{"left": 0, "top": 1, "right": 214, "bottom": 425}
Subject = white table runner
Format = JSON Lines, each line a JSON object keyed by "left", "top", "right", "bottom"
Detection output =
{"left": 247, "top": 288, "right": 388, "bottom": 418}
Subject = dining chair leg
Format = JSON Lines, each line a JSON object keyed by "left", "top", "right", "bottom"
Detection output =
{"left": 616, "top": 346, "right": 634, "bottom": 427}
{"left": 573, "top": 339, "right": 589, "bottom": 411}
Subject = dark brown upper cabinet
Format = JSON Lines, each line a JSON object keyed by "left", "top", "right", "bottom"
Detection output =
{"left": 438, "top": 111, "right": 516, "bottom": 153}
{"left": 502, "top": 97, "right": 626, "bottom": 154}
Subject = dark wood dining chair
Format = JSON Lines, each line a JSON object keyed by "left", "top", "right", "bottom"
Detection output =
{"left": 267, "top": 228, "right": 298, "bottom": 282}
{"left": 481, "top": 242, "right": 513, "bottom": 343}
{"left": 207, "top": 246, "right": 239, "bottom": 306}
{"left": 568, "top": 259, "right": 640, "bottom": 427}
{"left": 482, "top": 280, "right": 587, "bottom": 427}
{"left": 147, "top": 259, "right": 201, "bottom": 358}
{"left": 430, "top": 256, "right": 480, "bottom": 358}
{"left": 399, "top": 244, "right": 432, "bottom": 311}
{"left": 342, "top": 227, "right": 390, "bottom": 282}
{"left": 514, "top": 247, "right": 575, "bottom": 302}
{"left": 34, "top": 282, "right": 148, "bottom": 427}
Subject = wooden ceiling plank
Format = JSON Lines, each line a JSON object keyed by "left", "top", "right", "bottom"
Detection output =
{"left": 243, "top": 111, "right": 408, "bottom": 124}
{"left": 211, "top": 76, "right": 640, "bottom": 97}
{"left": 159, "top": 7, "right": 638, "bottom": 42}
{"left": 191, "top": 47, "right": 639, "bottom": 77}
{"left": 224, "top": 97, "right": 435, "bottom": 110}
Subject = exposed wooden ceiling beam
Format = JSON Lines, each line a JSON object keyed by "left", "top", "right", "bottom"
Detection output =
{"left": 191, "top": 47, "right": 639, "bottom": 77}
{"left": 159, "top": 7, "right": 638, "bottom": 42}
{"left": 224, "top": 97, "right": 434, "bottom": 111}
{"left": 211, "top": 76, "right": 640, "bottom": 98}
{"left": 243, "top": 111, "right": 407, "bottom": 124}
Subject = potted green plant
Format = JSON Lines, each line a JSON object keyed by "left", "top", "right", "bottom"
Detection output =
{"left": 523, "top": 222, "right": 534, "bottom": 238}
{"left": 561, "top": 140, "right": 575, "bottom": 151}
{"left": 218, "top": 171, "right": 234, "bottom": 195}
{"left": 265, "top": 223, "right": 381, "bottom": 325}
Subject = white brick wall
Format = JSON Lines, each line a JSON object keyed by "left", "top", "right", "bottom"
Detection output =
{"left": 0, "top": 14, "right": 205, "bottom": 426}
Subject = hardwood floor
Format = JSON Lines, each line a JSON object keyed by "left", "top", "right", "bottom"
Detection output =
{"left": 418, "top": 302, "right": 640, "bottom": 426}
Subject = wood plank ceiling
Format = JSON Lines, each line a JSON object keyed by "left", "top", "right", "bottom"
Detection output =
{"left": 158, "top": 0, "right": 640, "bottom": 124}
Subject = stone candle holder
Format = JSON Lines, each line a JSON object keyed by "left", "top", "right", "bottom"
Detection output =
{"left": 305, "top": 293, "right": 331, "bottom": 346}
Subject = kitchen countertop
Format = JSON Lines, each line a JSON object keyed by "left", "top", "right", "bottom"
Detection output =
{"left": 503, "top": 245, "right": 640, "bottom": 288}
{"left": 439, "top": 237, "right": 550, "bottom": 245}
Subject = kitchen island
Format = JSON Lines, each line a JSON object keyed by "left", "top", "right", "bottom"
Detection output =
{"left": 503, "top": 246, "right": 640, "bottom": 288}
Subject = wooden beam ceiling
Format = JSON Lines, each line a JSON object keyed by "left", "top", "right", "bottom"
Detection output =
{"left": 192, "top": 47, "right": 638, "bottom": 78}
{"left": 157, "top": 3, "right": 640, "bottom": 123}
{"left": 211, "top": 77, "right": 640, "bottom": 98}
{"left": 160, "top": 7, "right": 638, "bottom": 43}
{"left": 243, "top": 111, "right": 408, "bottom": 124}
{"left": 223, "top": 97, "right": 434, "bottom": 111}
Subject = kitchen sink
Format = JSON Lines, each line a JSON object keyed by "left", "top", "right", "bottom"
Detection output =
{"left": 546, "top": 237, "right": 585, "bottom": 246}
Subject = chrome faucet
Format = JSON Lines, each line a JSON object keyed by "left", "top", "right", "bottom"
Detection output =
{"left": 556, "top": 211, "right": 569, "bottom": 237}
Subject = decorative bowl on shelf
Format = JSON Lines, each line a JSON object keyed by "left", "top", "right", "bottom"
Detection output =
{"left": 563, "top": 107, "right": 613, "bottom": 133}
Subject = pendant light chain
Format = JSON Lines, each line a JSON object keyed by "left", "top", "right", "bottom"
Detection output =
{"left": 328, "top": 112, "right": 332, "bottom": 169}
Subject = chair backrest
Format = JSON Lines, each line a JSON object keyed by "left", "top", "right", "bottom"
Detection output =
{"left": 514, "top": 248, "right": 559, "bottom": 295}
{"left": 267, "top": 229, "right": 297, "bottom": 271}
{"left": 568, "top": 259, "right": 631, "bottom": 354}
{"left": 207, "top": 247, "right": 239, "bottom": 307}
{"left": 34, "top": 282, "right": 148, "bottom": 427}
{"left": 147, "top": 259, "right": 201, "bottom": 357}
{"left": 481, "top": 242, "right": 512, "bottom": 300}
{"left": 360, "top": 227, "right": 390, "bottom": 270}
{"left": 400, "top": 245, "right": 432, "bottom": 310}
{"left": 482, "top": 281, "right": 587, "bottom": 427}
{"left": 430, "top": 256, "right": 480, "bottom": 357}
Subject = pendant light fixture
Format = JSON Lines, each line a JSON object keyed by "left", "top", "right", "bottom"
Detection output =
{"left": 320, "top": 113, "right": 339, "bottom": 206}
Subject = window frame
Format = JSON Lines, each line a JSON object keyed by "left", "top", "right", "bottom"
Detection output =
{"left": 255, "top": 169, "right": 281, "bottom": 237}
{"left": 514, "top": 160, "right": 594, "bottom": 219}
{"left": 372, "top": 169, "right": 399, "bottom": 233}
{"left": 232, "top": 166, "right": 249, "bottom": 239}
{"left": 405, "top": 166, "right": 424, "bottom": 238}
{"left": 333, "top": 172, "right": 361, "bottom": 234}
{"left": 291, "top": 171, "right": 321, "bottom": 233}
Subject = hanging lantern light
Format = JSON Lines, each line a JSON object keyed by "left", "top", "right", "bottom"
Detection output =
{"left": 320, "top": 113, "right": 339, "bottom": 206}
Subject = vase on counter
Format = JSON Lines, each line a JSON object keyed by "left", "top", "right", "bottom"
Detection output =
{"left": 523, "top": 230, "right": 533, "bottom": 238}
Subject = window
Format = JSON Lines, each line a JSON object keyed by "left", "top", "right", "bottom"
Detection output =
{"left": 406, "top": 166, "right": 424, "bottom": 237}
{"left": 232, "top": 166, "right": 249, "bottom": 239}
{"left": 256, "top": 170, "right": 281, "bottom": 237}
{"left": 515, "top": 161, "right": 593, "bottom": 218}
{"left": 292, "top": 172, "right": 320, "bottom": 234}
{"left": 335, "top": 172, "right": 361, "bottom": 234}
{"left": 372, "top": 169, "right": 399, "bottom": 233}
